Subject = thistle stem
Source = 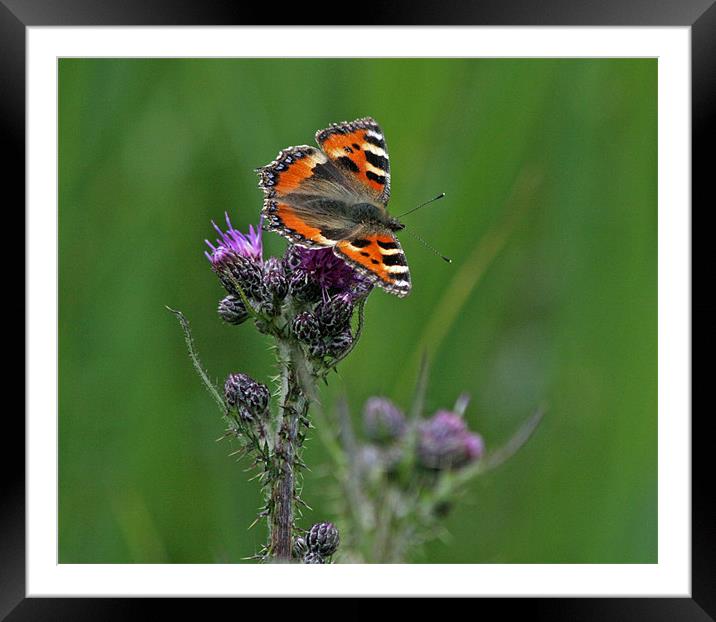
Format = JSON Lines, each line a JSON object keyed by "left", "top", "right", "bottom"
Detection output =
{"left": 269, "top": 339, "right": 311, "bottom": 561}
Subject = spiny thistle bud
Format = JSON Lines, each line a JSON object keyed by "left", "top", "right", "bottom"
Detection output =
{"left": 292, "top": 311, "right": 322, "bottom": 347}
{"left": 303, "top": 551, "right": 325, "bottom": 564}
{"left": 308, "top": 342, "right": 327, "bottom": 359}
{"left": 325, "top": 329, "right": 353, "bottom": 358}
{"left": 363, "top": 397, "right": 407, "bottom": 444}
{"left": 288, "top": 269, "right": 321, "bottom": 304}
{"left": 218, "top": 295, "right": 249, "bottom": 325}
{"left": 263, "top": 256, "right": 288, "bottom": 301}
{"left": 417, "top": 411, "right": 484, "bottom": 470}
{"left": 224, "top": 373, "right": 270, "bottom": 422}
{"left": 306, "top": 522, "right": 340, "bottom": 557}
{"left": 315, "top": 292, "right": 354, "bottom": 335}
{"left": 293, "top": 536, "right": 308, "bottom": 559}
{"left": 283, "top": 244, "right": 304, "bottom": 274}
{"left": 210, "top": 248, "right": 264, "bottom": 301}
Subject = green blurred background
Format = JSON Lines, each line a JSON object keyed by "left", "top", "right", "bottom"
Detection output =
{"left": 58, "top": 58, "right": 657, "bottom": 564}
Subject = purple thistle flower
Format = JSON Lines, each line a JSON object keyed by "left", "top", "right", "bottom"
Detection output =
{"left": 288, "top": 246, "right": 371, "bottom": 299}
{"left": 463, "top": 433, "right": 485, "bottom": 462}
{"left": 417, "top": 410, "right": 484, "bottom": 470}
{"left": 205, "top": 212, "right": 263, "bottom": 263}
{"left": 205, "top": 214, "right": 266, "bottom": 301}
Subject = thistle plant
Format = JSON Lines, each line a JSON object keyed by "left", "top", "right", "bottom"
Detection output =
{"left": 170, "top": 212, "right": 372, "bottom": 562}
{"left": 314, "top": 360, "right": 544, "bottom": 563}
{"left": 170, "top": 210, "right": 542, "bottom": 564}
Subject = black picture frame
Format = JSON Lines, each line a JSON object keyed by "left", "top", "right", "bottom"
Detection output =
{"left": 5, "top": 0, "right": 705, "bottom": 617}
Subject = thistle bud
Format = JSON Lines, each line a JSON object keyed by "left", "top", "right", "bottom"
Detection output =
{"left": 315, "top": 292, "right": 354, "bottom": 335}
{"left": 288, "top": 269, "right": 321, "bottom": 304}
{"left": 303, "top": 551, "right": 325, "bottom": 564}
{"left": 292, "top": 311, "right": 322, "bottom": 347}
{"left": 283, "top": 244, "right": 304, "bottom": 274}
{"left": 363, "top": 397, "right": 406, "bottom": 444}
{"left": 308, "top": 342, "right": 327, "bottom": 359}
{"left": 293, "top": 536, "right": 308, "bottom": 560}
{"left": 209, "top": 248, "right": 264, "bottom": 301}
{"left": 325, "top": 329, "right": 353, "bottom": 358}
{"left": 218, "top": 295, "right": 249, "bottom": 325}
{"left": 224, "top": 373, "right": 270, "bottom": 422}
{"left": 306, "top": 522, "right": 340, "bottom": 557}
{"left": 417, "top": 411, "right": 484, "bottom": 470}
{"left": 263, "top": 256, "right": 288, "bottom": 301}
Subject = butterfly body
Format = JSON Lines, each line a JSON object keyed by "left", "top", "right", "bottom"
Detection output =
{"left": 350, "top": 202, "right": 405, "bottom": 231}
{"left": 257, "top": 117, "right": 411, "bottom": 297}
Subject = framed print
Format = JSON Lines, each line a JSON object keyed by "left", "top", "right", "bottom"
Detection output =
{"left": 5, "top": 0, "right": 705, "bottom": 615}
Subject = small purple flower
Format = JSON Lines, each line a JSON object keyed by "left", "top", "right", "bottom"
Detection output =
{"left": 463, "top": 433, "right": 485, "bottom": 462}
{"left": 205, "top": 212, "right": 263, "bottom": 263}
{"left": 418, "top": 410, "right": 484, "bottom": 470}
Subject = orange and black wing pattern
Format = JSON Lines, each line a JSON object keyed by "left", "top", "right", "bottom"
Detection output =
{"left": 316, "top": 117, "right": 391, "bottom": 203}
{"left": 334, "top": 232, "right": 410, "bottom": 297}
{"left": 257, "top": 144, "right": 356, "bottom": 247}
{"left": 256, "top": 118, "right": 409, "bottom": 297}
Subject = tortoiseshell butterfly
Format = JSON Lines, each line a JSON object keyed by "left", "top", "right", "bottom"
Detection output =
{"left": 257, "top": 117, "right": 411, "bottom": 297}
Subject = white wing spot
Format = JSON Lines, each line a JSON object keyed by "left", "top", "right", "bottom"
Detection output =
{"left": 362, "top": 143, "right": 388, "bottom": 158}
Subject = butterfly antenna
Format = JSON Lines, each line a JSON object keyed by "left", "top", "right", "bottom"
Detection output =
{"left": 397, "top": 193, "right": 446, "bottom": 219}
{"left": 402, "top": 225, "right": 452, "bottom": 263}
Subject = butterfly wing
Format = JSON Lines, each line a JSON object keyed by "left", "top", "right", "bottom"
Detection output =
{"left": 334, "top": 230, "right": 411, "bottom": 297}
{"left": 257, "top": 118, "right": 409, "bottom": 297}
{"left": 257, "top": 145, "right": 361, "bottom": 247}
{"left": 316, "top": 117, "right": 391, "bottom": 203}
